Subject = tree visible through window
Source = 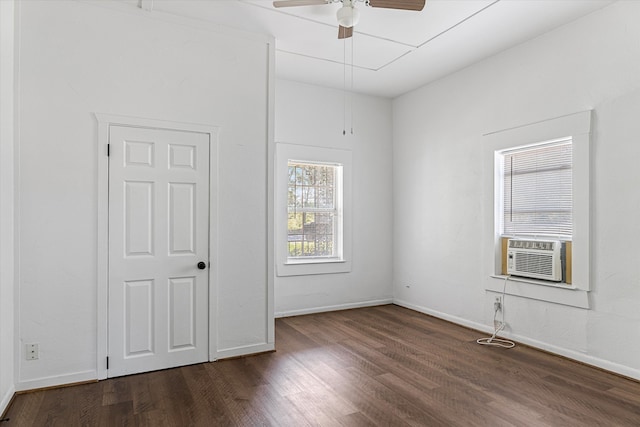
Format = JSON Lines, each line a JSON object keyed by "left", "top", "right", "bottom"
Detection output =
{"left": 287, "top": 161, "right": 341, "bottom": 258}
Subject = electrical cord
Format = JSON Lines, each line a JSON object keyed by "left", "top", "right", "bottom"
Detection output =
{"left": 477, "top": 275, "right": 515, "bottom": 349}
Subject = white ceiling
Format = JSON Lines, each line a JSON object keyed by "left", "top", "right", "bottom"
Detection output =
{"left": 145, "top": 0, "right": 615, "bottom": 98}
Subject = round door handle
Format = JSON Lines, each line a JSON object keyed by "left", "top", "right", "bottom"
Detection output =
{"left": 197, "top": 261, "right": 207, "bottom": 270}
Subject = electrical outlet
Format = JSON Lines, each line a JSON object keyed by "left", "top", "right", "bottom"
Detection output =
{"left": 494, "top": 297, "right": 502, "bottom": 311}
{"left": 26, "top": 343, "right": 39, "bottom": 360}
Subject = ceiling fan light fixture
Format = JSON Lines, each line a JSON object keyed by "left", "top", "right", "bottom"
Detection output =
{"left": 336, "top": 5, "right": 360, "bottom": 28}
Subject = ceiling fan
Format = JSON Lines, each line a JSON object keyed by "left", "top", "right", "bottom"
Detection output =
{"left": 272, "top": 0, "right": 426, "bottom": 39}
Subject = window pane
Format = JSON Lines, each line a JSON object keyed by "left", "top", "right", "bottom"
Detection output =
{"left": 287, "top": 211, "right": 336, "bottom": 257}
{"left": 302, "top": 187, "right": 316, "bottom": 208}
{"left": 288, "top": 166, "right": 296, "bottom": 184}
{"left": 503, "top": 140, "right": 572, "bottom": 236}
{"left": 303, "top": 165, "right": 315, "bottom": 185}
{"left": 317, "top": 186, "right": 334, "bottom": 209}
{"left": 287, "top": 161, "right": 339, "bottom": 258}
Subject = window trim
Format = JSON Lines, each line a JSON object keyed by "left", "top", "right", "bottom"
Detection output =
{"left": 276, "top": 143, "right": 352, "bottom": 276}
{"left": 483, "top": 111, "right": 591, "bottom": 309}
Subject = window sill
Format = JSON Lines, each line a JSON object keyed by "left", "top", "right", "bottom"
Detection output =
{"left": 491, "top": 274, "right": 576, "bottom": 290}
{"left": 487, "top": 275, "right": 589, "bottom": 309}
{"left": 277, "top": 259, "right": 351, "bottom": 277}
{"left": 285, "top": 258, "right": 345, "bottom": 265}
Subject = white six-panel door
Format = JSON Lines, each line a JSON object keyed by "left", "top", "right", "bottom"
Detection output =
{"left": 108, "top": 125, "right": 210, "bottom": 377}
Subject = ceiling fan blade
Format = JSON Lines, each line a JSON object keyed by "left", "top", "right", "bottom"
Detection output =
{"left": 338, "top": 26, "right": 353, "bottom": 39}
{"left": 273, "top": 0, "right": 329, "bottom": 7}
{"left": 368, "top": 0, "right": 425, "bottom": 11}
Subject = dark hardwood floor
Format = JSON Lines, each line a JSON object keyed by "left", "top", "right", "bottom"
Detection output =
{"left": 4, "top": 305, "right": 640, "bottom": 426}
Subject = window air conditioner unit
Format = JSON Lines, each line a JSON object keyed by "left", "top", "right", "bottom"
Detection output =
{"left": 507, "top": 239, "right": 562, "bottom": 282}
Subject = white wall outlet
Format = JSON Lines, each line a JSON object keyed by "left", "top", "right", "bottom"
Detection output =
{"left": 26, "top": 343, "right": 39, "bottom": 360}
{"left": 494, "top": 296, "right": 502, "bottom": 311}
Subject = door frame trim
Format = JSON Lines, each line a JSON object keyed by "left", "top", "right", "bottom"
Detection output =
{"left": 95, "top": 113, "right": 219, "bottom": 380}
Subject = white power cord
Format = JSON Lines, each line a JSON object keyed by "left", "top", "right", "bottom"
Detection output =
{"left": 477, "top": 275, "right": 515, "bottom": 349}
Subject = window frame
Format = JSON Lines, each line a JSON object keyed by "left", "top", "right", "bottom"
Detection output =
{"left": 276, "top": 143, "right": 352, "bottom": 277}
{"left": 483, "top": 111, "right": 591, "bottom": 309}
{"left": 286, "top": 160, "right": 343, "bottom": 262}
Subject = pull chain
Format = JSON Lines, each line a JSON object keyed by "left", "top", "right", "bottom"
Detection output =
{"left": 350, "top": 33, "right": 354, "bottom": 135}
{"left": 343, "top": 34, "right": 347, "bottom": 136}
{"left": 343, "top": 30, "right": 355, "bottom": 136}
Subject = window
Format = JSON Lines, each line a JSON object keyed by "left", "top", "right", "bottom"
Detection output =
{"left": 287, "top": 161, "right": 342, "bottom": 260}
{"left": 482, "top": 111, "right": 591, "bottom": 308}
{"left": 276, "top": 143, "right": 352, "bottom": 276}
{"left": 500, "top": 138, "right": 572, "bottom": 237}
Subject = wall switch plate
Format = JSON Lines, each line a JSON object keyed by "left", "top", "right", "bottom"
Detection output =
{"left": 26, "top": 343, "right": 39, "bottom": 360}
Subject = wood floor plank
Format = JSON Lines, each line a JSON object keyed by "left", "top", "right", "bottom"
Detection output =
{"left": 5, "top": 305, "right": 640, "bottom": 426}
{"left": 97, "top": 401, "right": 134, "bottom": 427}
{"left": 181, "top": 363, "right": 234, "bottom": 425}
{"left": 30, "top": 388, "right": 82, "bottom": 427}
{"left": 3, "top": 391, "right": 44, "bottom": 427}
{"left": 65, "top": 382, "right": 103, "bottom": 426}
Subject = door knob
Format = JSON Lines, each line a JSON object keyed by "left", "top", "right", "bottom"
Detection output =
{"left": 197, "top": 261, "right": 207, "bottom": 270}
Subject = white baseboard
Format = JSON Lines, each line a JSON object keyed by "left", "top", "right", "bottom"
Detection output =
{"left": 1, "top": 384, "right": 15, "bottom": 416}
{"left": 275, "top": 298, "right": 393, "bottom": 319}
{"left": 393, "top": 299, "right": 492, "bottom": 334}
{"left": 393, "top": 299, "right": 640, "bottom": 381}
{"left": 16, "top": 370, "right": 97, "bottom": 392}
{"left": 213, "top": 342, "right": 275, "bottom": 361}
{"left": 505, "top": 332, "right": 640, "bottom": 381}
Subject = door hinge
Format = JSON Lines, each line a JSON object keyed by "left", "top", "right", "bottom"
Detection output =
{"left": 106, "top": 356, "right": 109, "bottom": 369}
{"left": 107, "top": 144, "right": 110, "bottom": 156}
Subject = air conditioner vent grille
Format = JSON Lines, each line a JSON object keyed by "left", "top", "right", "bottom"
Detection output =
{"left": 514, "top": 253, "right": 553, "bottom": 277}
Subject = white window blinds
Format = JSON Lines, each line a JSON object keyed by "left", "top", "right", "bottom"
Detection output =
{"left": 502, "top": 139, "right": 572, "bottom": 237}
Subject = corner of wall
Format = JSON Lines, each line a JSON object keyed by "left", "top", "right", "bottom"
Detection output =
{"left": 0, "top": 0, "right": 16, "bottom": 416}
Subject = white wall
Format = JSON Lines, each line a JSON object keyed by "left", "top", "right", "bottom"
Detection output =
{"left": 393, "top": 0, "right": 640, "bottom": 379}
{"left": 274, "top": 79, "right": 393, "bottom": 316}
{"left": 0, "top": 0, "right": 16, "bottom": 414}
{"left": 16, "top": 0, "right": 273, "bottom": 390}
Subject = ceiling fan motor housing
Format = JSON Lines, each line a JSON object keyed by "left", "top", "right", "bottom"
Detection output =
{"left": 337, "top": 4, "right": 360, "bottom": 28}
